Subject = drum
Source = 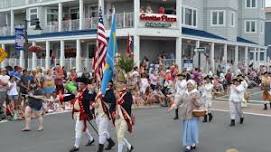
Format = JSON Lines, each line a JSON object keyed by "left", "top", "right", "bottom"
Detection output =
{"left": 192, "top": 108, "right": 207, "bottom": 117}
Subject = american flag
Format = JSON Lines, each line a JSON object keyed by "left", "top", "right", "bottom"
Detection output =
{"left": 93, "top": 8, "right": 107, "bottom": 81}
{"left": 126, "top": 34, "right": 133, "bottom": 55}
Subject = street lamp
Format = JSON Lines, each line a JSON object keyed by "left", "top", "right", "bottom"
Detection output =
{"left": 23, "top": 18, "right": 42, "bottom": 70}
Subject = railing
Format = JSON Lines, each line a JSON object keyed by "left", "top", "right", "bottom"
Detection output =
{"left": 1, "top": 58, "right": 93, "bottom": 72}
{"left": 43, "top": 21, "right": 59, "bottom": 33}
{"left": 62, "top": 19, "right": 80, "bottom": 32}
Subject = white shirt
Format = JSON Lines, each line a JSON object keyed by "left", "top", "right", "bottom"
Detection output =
{"left": 175, "top": 79, "right": 187, "bottom": 95}
{"left": 7, "top": 81, "right": 18, "bottom": 96}
{"left": 229, "top": 84, "right": 245, "bottom": 103}
{"left": 0, "top": 75, "right": 10, "bottom": 92}
{"left": 150, "top": 74, "right": 158, "bottom": 86}
{"left": 204, "top": 83, "right": 213, "bottom": 98}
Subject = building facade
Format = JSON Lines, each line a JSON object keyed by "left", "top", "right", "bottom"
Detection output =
{"left": 265, "top": 7, "right": 271, "bottom": 60}
{"left": 0, "top": 0, "right": 267, "bottom": 73}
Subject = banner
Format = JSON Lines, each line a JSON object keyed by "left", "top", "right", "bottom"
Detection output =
{"left": 15, "top": 27, "right": 25, "bottom": 51}
{"left": 0, "top": 48, "right": 8, "bottom": 63}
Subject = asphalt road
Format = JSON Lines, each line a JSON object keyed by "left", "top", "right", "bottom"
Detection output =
{"left": 0, "top": 108, "right": 271, "bottom": 152}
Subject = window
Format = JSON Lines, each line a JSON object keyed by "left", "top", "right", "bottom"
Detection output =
{"left": 260, "top": 21, "right": 264, "bottom": 33}
{"left": 88, "top": 5, "right": 98, "bottom": 18}
{"left": 246, "top": 0, "right": 257, "bottom": 8}
{"left": 182, "top": 7, "right": 197, "bottom": 27}
{"left": 29, "top": 8, "right": 38, "bottom": 26}
{"left": 47, "top": 8, "right": 58, "bottom": 24}
{"left": 260, "top": 52, "right": 264, "bottom": 61}
{"left": 70, "top": 7, "right": 79, "bottom": 20}
{"left": 211, "top": 10, "right": 225, "bottom": 26}
{"left": 230, "top": 12, "right": 235, "bottom": 27}
{"left": 245, "top": 20, "right": 257, "bottom": 33}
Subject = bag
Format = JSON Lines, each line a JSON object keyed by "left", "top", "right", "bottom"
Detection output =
{"left": 192, "top": 108, "right": 207, "bottom": 117}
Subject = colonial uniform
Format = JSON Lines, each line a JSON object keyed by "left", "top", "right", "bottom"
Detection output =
{"left": 202, "top": 76, "right": 214, "bottom": 122}
{"left": 173, "top": 73, "right": 187, "bottom": 120}
{"left": 109, "top": 88, "right": 134, "bottom": 152}
{"left": 92, "top": 90, "right": 115, "bottom": 152}
{"left": 261, "top": 73, "right": 271, "bottom": 110}
{"left": 239, "top": 76, "right": 248, "bottom": 108}
{"left": 59, "top": 78, "right": 95, "bottom": 152}
{"left": 229, "top": 78, "right": 245, "bottom": 126}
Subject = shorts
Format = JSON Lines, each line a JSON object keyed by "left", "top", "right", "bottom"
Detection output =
{"left": 8, "top": 95, "right": 19, "bottom": 101}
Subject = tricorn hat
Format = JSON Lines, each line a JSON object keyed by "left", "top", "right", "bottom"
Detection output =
{"left": 76, "top": 77, "right": 90, "bottom": 84}
{"left": 204, "top": 75, "right": 213, "bottom": 80}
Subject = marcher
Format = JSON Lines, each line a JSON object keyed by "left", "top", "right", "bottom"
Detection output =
{"left": 173, "top": 73, "right": 187, "bottom": 120}
{"left": 58, "top": 77, "right": 95, "bottom": 152}
{"left": 260, "top": 72, "right": 271, "bottom": 110}
{"left": 202, "top": 75, "right": 214, "bottom": 123}
{"left": 168, "top": 80, "right": 201, "bottom": 152}
{"left": 228, "top": 78, "right": 245, "bottom": 127}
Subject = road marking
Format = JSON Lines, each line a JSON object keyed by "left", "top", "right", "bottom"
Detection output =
{"left": 214, "top": 108, "right": 271, "bottom": 117}
{"left": 226, "top": 149, "right": 239, "bottom": 152}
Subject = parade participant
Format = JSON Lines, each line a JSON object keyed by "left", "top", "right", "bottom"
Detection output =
{"left": 54, "top": 64, "right": 65, "bottom": 94}
{"left": 173, "top": 73, "right": 187, "bottom": 120}
{"left": 0, "top": 68, "right": 10, "bottom": 120}
{"left": 260, "top": 72, "right": 271, "bottom": 110}
{"left": 92, "top": 81, "right": 115, "bottom": 152}
{"left": 21, "top": 85, "right": 46, "bottom": 131}
{"left": 237, "top": 74, "right": 249, "bottom": 108}
{"left": 228, "top": 77, "right": 245, "bottom": 127}
{"left": 168, "top": 79, "right": 201, "bottom": 152}
{"left": 202, "top": 75, "right": 214, "bottom": 123}
{"left": 7, "top": 76, "right": 20, "bottom": 120}
{"left": 57, "top": 77, "right": 95, "bottom": 152}
{"left": 108, "top": 83, "right": 134, "bottom": 152}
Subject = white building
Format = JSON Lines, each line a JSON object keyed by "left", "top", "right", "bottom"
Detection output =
{"left": 0, "top": 0, "right": 267, "bottom": 73}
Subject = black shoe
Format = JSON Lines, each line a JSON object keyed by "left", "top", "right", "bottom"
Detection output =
{"left": 127, "top": 145, "right": 134, "bottom": 152}
{"left": 173, "top": 109, "right": 179, "bottom": 120}
{"left": 105, "top": 138, "right": 115, "bottom": 150}
{"left": 97, "top": 144, "right": 104, "bottom": 152}
{"left": 69, "top": 146, "right": 79, "bottom": 152}
{"left": 202, "top": 115, "right": 207, "bottom": 123}
{"left": 229, "top": 119, "right": 235, "bottom": 127}
{"left": 264, "top": 104, "right": 268, "bottom": 110}
{"left": 191, "top": 145, "right": 196, "bottom": 150}
{"left": 208, "top": 113, "right": 213, "bottom": 122}
{"left": 240, "top": 117, "right": 244, "bottom": 124}
{"left": 85, "top": 139, "right": 95, "bottom": 146}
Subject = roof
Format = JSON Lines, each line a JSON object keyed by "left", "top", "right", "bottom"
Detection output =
{"left": 182, "top": 27, "right": 227, "bottom": 40}
{"left": 237, "top": 37, "right": 257, "bottom": 45}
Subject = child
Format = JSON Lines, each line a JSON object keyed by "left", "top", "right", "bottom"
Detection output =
{"left": 7, "top": 76, "right": 19, "bottom": 120}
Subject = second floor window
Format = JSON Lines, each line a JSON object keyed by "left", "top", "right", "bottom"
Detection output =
{"left": 211, "top": 10, "right": 225, "bottom": 26}
{"left": 47, "top": 8, "right": 58, "bottom": 24}
{"left": 246, "top": 0, "right": 256, "bottom": 8}
{"left": 182, "top": 7, "right": 197, "bottom": 27}
{"left": 29, "top": 8, "right": 38, "bottom": 26}
{"left": 245, "top": 20, "right": 256, "bottom": 33}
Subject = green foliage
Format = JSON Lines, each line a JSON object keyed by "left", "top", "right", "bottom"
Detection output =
{"left": 117, "top": 55, "right": 134, "bottom": 73}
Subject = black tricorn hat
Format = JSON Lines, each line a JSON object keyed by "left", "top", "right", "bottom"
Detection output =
{"left": 232, "top": 77, "right": 243, "bottom": 82}
{"left": 204, "top": 75, "right": 213, "bottom": 80}
{"left": 177, "top": 73, "right": 186, "bottom": 77}
{"left": 76, "top": 77, "right": 90, "bottom": 84}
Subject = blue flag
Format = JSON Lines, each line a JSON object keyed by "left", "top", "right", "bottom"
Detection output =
{"left": 101, "top": 13, "right": 117, "bottom": 95}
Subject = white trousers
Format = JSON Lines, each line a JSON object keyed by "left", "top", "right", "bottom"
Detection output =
{"left": 74, "top": 116, "right": 93, "bottom": 148}
{"left": 96, "top": 115, "right": 110, "bottom": 144}
{"left": 115, "top": 118, "right": 131, "bottom": 152}
{"left": 204, "top": 96, "right": 213, "bottom": 113}
{"left": 229, "top": 101, "right": 243, "bottom": 120}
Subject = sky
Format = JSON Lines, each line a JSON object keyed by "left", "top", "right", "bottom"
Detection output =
{"left": 267, "top": 0, "right": 271, "bottom": 7}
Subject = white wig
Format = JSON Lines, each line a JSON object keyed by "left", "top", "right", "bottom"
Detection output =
{"left": 187, "top": 79, "right": 197, "bottom": 87}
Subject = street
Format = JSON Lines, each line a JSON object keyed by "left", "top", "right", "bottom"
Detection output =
{"left": 1, "top": 105, "right": 271, "bottom": 152}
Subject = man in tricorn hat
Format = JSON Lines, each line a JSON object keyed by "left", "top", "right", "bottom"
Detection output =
{"left": 108, "top": 82, "right": 134, "bottom": 152}
{"left": 202, "top": 75, "right": 214, "bottom": 123}
{"left": 260, "top": 72, "right": 271, "bottom": 110}
{"left": 228, "top": 77, "right": 245, "bottom": 127}
{"left": 236, "top": 74, "right": 248, "bottom": 108}
{"left": 57, "top": 77, "right": 95, "bottom": 152}
{"left": 173, "top": 73, "right": 187, "bottom": 120}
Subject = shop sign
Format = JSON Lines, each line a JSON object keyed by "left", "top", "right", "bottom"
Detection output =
{"left": 139, "top": 13, "right": 177, "bottom": 28}
{"left": 0, "top": 48, "right": 8, "bottom": 63}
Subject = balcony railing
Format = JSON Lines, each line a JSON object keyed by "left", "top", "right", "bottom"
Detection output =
{"left": 0, "top": 0, "right": 58, "bottom": 9}
{"left": 0, "top": 12, "right": 134, "bottom": 36}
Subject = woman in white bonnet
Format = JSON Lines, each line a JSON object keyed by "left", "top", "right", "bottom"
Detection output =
{"left": 169, "top": 79, "right": 202, "bottom": 152}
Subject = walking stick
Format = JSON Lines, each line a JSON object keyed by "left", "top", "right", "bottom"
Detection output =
{"left": 87, "top": 120, "right": 99, "bottom": 135}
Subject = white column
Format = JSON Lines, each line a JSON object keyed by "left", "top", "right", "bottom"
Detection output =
{"left": 133, "top": 35, "right": 140, "bottom": 67}
{"left": 176, "top": 0, "right": 182, "bottom": 29}
{"left": 245, "top": 47, "right": 249, "bottom": 73}
{"left": 32, "top": 42, "right": 37, "bottom": 69}
{"left": 176, "top": 38, "right": 183, "bottom": 70}
{"left": 257, "top": 48, "right": 261, "bottom": 68}
{"left": 45, "top": 41, "right": 50, "bottom": 70}
{"left": 264, "top": 48, "right": 267, "bottom": 67}
{"left": 133, "top": 0, "right": 140, "bottom": 28}
{"left": 19, "top": 51, "right": 25, "bottom": 68}
{"left": 253, "top": 48, "right": 257, "bottom": 65}
{"left": 10, "top": 10, "right": 14, "bottom": 35}
{"left": 76, "top": 39, "right": 81, "bottom": 72}
{"left": 234, "top": 46, "right": 239, "bottom": 71}
{"left": 58, "top": 3, "right": 63, "bottom": 32}
{"left": 223, "top": 44, "right": 228, "bottom": 72}
{"left": 79, "top": 0, "right": 84, "bottom": 30}
{"left": 210, "top": 42, "right": 215, "bottom": 73}
{"left": 195, "top": 40, "right": 200, "bottom": 69}
{"left": 60, "top": 40, "right": 65, "bottom": 67}
{"left": 99, "top": 0, "right": 105, "bottom": 16}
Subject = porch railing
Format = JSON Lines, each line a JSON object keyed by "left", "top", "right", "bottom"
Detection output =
{"left": 0, "top": 58, "right": 93, "bottom": 72}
